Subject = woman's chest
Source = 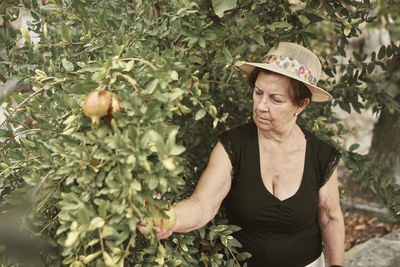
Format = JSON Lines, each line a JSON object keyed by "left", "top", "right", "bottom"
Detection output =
{"left": 225, "top": 134, "right": 320, "bottom": 230}
{"left": 258, "top": 143, "right": 307, "bottom": 201}
{"left": 227, "top": 170, "right": 319, "bottom": 232}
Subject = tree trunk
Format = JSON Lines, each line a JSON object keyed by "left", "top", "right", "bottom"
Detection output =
{"left": 369, "top": 96, "right": 400, "bottom": 184}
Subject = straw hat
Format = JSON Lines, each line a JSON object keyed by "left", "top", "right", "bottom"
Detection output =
{"left": 236, "top": 42, "right": 332, "bottom": 102}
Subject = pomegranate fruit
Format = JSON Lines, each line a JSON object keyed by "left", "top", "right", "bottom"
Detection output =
{"left": 153, "top": 207, "right": 176, "bottom": 231}
{"left": 83, "top": 91, "right": 121, "bottom": 124}
{"left": 103, "top": 92, "right": 122, "bottom": 122}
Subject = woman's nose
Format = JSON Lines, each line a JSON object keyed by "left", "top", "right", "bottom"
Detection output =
{"left": 257, "top": 99, "right": 269, "bottom": 112}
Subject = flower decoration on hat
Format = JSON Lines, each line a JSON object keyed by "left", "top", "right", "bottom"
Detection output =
{"left": 298, "top": 65, "right": 305, "bottom": 74}
{"left": 288, "top": 61, "right": 298, "bottom": 71}
{"left": 262, "top": 54, "right": 318, "bottom": 86}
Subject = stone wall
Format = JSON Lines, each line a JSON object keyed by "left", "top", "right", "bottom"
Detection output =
{"left": 345, "top": 229, "right": 400, "bottom": 267}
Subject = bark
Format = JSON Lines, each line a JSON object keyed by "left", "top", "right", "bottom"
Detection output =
{"left": 369, "top": 57, "right": 400, "bottom": 184}
{"left": 369, "top": 99, "right": 400, "bottom": 184}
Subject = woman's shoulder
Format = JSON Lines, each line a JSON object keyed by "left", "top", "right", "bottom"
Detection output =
{"left": 219, "top": 121, "right": 255, "bottom": 142}
{"left": 301, "top": 126, "right": 339, "bottom": 154}
{"left": 301, "top": 126, "right": 341, "bottom": 185}
{"left": 221, "top": 121, "right": 255, "bottom": 135}
{"left": 218, "top": 122, "right": 254, "bottom": 169}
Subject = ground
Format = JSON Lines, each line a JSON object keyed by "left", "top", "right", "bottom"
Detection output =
{"left": 339, "top": 167, "right": 399, "bottom": 251}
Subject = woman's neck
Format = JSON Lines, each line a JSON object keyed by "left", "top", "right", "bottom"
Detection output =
{"left": 257, "top": 123, "right": 303, "bottom": 147}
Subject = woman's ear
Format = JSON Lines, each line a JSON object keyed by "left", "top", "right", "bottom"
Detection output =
{"left": 298, "top": 98, "right": 311, "bottom": 113}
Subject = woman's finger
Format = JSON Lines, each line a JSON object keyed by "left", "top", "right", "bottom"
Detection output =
{"left": 137, "top": 223, "right": 150, "bottom": 235}
{"left": 153, "top": 226, "right": 173, "bottom": 239}
{"left": 137, "top": 222, "right": 173, "bottom": 239}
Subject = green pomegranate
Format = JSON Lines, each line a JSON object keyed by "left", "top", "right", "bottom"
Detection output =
{"left": 153, "top": 208, "right": 176, "bottom": 231}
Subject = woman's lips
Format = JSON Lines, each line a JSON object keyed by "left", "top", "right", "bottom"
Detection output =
{"left": 256, "top": 114, "right": 270, "bottom": 122}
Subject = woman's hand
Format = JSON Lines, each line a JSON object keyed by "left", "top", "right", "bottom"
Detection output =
{"left": 137, "top": 221, "right": 173, "bottom": 240}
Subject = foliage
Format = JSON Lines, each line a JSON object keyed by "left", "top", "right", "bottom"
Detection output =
{"left": 0, "top": 0, "right": 399, "bottom": 266}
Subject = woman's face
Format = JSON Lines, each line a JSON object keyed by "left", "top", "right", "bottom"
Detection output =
{"left": 252, "top": 71, "right": 303, "bottom": 133}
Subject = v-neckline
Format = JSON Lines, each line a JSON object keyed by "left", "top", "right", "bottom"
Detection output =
{"left": 254, "top": 124, "right": 309, "bottom": 203}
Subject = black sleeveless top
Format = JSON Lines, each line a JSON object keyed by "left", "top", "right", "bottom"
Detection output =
{"left": 219, "top": 122, "right": 341, "bottom": 267}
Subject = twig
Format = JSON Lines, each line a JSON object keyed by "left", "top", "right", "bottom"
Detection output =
{"left": 54, "top": 171, "right": 71, "bottom": 187}
{"left": 217, "top": 232, "right": 241, "bottom": 267}
{"left": 99, "top": 229, "right": 105, "bottom": 258}
{"left": 120, "top": 235, "right": 134, "bottom": 264}
{"left": 173, "top": 34, "right": 183, "bottom": 45}
{"left": 116, "top": 72, "right": 139, "bottom": 92}
{"left": 0, "top": 128, "right": 41, "bottom": 151}
{"left": 43, "top": 42, "right": 85, "bottom": 47}
{"left": 206, "top": 79, "right": 243, "bottom": 89}
{"left": 226, "top": 242, "right": 241, "bottom": 267}
{"left": 0, "top": 156, "right": 40, "bottom": 177}
{"left": 0, "top": 79, "right": 65, "bottom": 129}
{"left": 39, "top": 212, "right": 59, "bottom": 234}
{"left": 12, "top": 87, "right": 45, "bottom": 112}
{"left": 32, "top": 171, "right": 51, "bottom": 195}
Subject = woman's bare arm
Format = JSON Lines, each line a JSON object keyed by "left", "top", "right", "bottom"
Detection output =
{"left": 172, "top": 141, "right": 232, "bottom": 232}
{"left": 318, "top": 168, "right": 345, "bottom": 266}
{"left": 138, "top": 141, "right": 232, "bottom": 238}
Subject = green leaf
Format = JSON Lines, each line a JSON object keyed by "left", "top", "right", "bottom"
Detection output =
{"left": 271, "top": 22, "right": 293, "bottom": 29}
{"left": 367, "top": 63, "right": 375, "bottom": 74}
{"left": 222, "top": 47, "right": 233, "bottom": 63}
{"left": 62, "top": 58, "right": 74, "bottom": 71}
{"left": 170, "top": 71, "right": 179, "bottom": 81}
{"left": 119, "top": 74, "right": 137, "bottom": 88}
{"left": 123, "top": 60, "right": 135, "bottom": 72}
{"left": 349, "top": 143, "right": 360, "bottom": 152}
{"left": 195, "top": 109, "right": 206, "bottom": 120}
{"left": 162, "top": 158, "right": 175, "bottom": 171}
{"left": 344, "top": 27, "right": 351, "bottom": 36}
{"left": 144, "top": 79, "right": 158, "bottom": 95}
{"left": 20, "top": 28, "right": 31, "bottom": 44}
{"left": 170, "top": 145, "right": 186, "bottom": 156}
{"left": 148, "top": 175, "right": 159, "bottom": 190}
{"left": 305, "top": 13, "right": 323, "bottom": 23}
{"left": 83, "top": 251, "right": 101, "bottom": 264}
{"left": 254, "top": 33, "right": 265, "bottom": 47}
{"left": 40, "top": 4, "right": 63, "bottom": 13}
{"left": 61, "top": 24, "right": 72, "bottom": 43}
{"left": 213, "top": 118, "right": 219, "bottom": 129}
{"left": 65, "top": 230, "right": 79, "bottom": 247}
{"left": 89, "top": 217, "right": 105, "bottom": 229}
{"left": 352, "top": 51, "right": 362, "bottom": 61}
{"left": 204, "top": 32, "right": 217, "bottom": 41}
{"left": 0, "top": 129, "right": 13, "bottom": 138}
{"left": 378, "top": 45, "right": 386, "bottom": 60}
{"left": 212, "top": 0, "right": 237, "bottom": 18}
{"left": 132, "top": 179, "right": 142, "bottom": 191}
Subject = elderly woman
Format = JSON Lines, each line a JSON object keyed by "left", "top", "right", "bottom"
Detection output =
{"left": 139, "top": 42, "right": 345, "bottom": 267}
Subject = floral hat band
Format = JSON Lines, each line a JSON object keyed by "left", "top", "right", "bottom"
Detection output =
{"left": 264, "top": 54, "right": 318, "bottom": 86}
{"left": 236, "top": 42, "right": 333, "bottom": 102}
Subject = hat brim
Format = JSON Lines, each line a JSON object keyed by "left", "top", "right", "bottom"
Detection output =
{"left": 237, "top": 62, "right": 332, "bottom": 102}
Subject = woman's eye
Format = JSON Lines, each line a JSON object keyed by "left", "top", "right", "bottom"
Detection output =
{"left": 272, "top": 98, "right": 283, "bottom": 103}
{"left": 255, "top": 90, "right": 263, "bottom": 95}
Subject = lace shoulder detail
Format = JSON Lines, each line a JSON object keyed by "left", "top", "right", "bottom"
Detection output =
{"left": 218, "top": 124, "right": 246, "bottom": 178}
{"left": 321, "top": 147, "right": 341, "bottom": 187}
{"left": 218, "top": 132, "right": 236, "bottom": 169}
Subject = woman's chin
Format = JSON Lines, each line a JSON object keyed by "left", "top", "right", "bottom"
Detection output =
{"left": 254, "top": 117, "right": 272, "bottom": 130}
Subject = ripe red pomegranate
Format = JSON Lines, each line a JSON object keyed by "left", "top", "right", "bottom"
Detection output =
{"left": 83, "top": 91, "right": 121, "bottom": 124}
